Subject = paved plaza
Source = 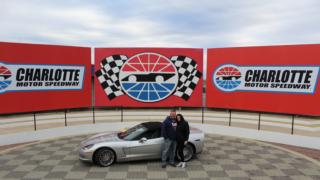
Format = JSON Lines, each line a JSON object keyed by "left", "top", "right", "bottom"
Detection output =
{"left": 0, "top": 134, "right": 319, "bottom": 180}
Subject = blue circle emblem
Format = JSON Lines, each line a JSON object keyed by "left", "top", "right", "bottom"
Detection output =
{"left": 119, "top": 53, "right": 178, "bottom": 102}
{"left": 0, "top": 65, "right": 12, "bottom": 92}
{"left": 213, "top": 65, "right": 241, "bottom": 92}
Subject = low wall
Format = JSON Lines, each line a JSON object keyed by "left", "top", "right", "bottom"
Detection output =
{"left": 0, "top": 122, "right": 319, "bottom": 150}
{"left": 0, "top": 108, "right": 319, "bottom": 138}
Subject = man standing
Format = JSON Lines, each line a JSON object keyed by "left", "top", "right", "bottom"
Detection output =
{"left": 161, "top": 110, "right": 177, "bottom": 168}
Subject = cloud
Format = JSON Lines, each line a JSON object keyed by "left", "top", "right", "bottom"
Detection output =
{"left": 1, "top": 0, "right": 320, "bottom": 75}
{"left": 1, "top": 0, "right": 320, "bottom": 47}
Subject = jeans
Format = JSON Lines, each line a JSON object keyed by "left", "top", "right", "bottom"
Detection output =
{"left": 161, "top": 138, "right": 177, "bottom": 164}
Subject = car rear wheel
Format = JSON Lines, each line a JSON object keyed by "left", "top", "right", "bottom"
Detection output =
{"left": 177, "top": 143, "right": 194, "bottom": 162}
{"left": 94, "top": 148, "right": 116, "bottom": 167}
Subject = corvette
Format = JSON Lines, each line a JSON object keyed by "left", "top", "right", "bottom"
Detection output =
{"left": 79, "top": 122, "right": 204, "bottom": 167}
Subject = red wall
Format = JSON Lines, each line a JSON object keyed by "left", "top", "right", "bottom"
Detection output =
{"left": 95, "top": 48, "right": 203, "bottom": 107}
{"left": 206, "top": 44, "right": 320, "bottom": 116}
{"left": 2, "top": 42, "right": 319, "bottom": 116}
{"left": 0, "top": 42, "right": 92, "bottom": 114}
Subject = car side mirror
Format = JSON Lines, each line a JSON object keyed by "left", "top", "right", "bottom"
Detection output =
{"left": 139, "top": 137, "right": 147, "bottom": 143}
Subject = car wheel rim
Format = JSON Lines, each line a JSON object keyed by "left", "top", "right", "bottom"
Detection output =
{"left": 183, "top": 145, "right": 193, "bottom": 161}
{"left": 99, "top": 149, "right": 114, "bottom": 166}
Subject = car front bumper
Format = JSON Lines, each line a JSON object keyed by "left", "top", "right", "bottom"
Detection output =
{"left": 78, "top": 148, "right": 94, "bottom": 162}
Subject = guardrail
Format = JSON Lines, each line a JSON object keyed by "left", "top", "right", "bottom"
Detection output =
{"left": 0, "top": 108, "right": 319, "bottom": 137}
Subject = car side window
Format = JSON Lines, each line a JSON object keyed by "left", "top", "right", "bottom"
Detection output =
{"left": 134, "top": 130, "right": 155, "bottom": 140}
{"left": 151, "top": 129, "right": 161, "bottom": 139}
{"left": 122, "top": 126, "right": 147, "bottom": 141}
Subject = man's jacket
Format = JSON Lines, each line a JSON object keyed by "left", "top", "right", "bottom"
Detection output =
{"left": 161, "top": 116, "right": 176, "bottom": 140}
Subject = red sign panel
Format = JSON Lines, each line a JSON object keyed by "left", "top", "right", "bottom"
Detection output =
{"left": 95, "top": 48, "right": 203, "bottom": 107}
{"left": 0, "top": 42, "right": 92, "bottom": 114}
{"left": 207, "top": 44, "right": 320, "bottom": 116}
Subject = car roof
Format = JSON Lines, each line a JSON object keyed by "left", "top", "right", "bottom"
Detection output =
{"left": 141, "top": 121, "right": 162, "bottom": 131}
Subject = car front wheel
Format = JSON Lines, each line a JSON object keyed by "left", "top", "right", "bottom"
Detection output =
{"left": 94, "top": 148, "right": 116, "bottom": 167}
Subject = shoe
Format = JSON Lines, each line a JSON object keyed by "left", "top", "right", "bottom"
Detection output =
{"left": 181, "top": 162, "right": 186, "bottom": 168}
{"left": 161, "top": 164, "right": 166, "bottom": 168}
{"left": 176, "top": 162, "right": 183, "bottom": 167}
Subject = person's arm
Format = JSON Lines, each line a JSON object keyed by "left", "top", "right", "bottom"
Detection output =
{"left": 185, "top": 121, "right": 190, "bottom": 143}
{"left": 161, "top": 118, "right": 168, "bottom": 139}
{"left": 161, "top": 122, "right": 166, "bottom": 138}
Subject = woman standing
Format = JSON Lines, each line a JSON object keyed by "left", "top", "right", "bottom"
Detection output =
{"left": 176, "top": 114, "right": 190, "bottom": 168}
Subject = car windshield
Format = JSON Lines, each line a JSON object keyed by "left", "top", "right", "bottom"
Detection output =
{"left": 117, "top": 124, "right": 147, "bottom": 141}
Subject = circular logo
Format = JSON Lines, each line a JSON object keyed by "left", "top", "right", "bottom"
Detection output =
{"left": 0, "top": 64, "right": 12, "bottom": 92}
{"left": 213, "top": 64, "right": 242, "bottom": 92}
{"left": 119, "top": 52, "right": 178, "bottom": 102}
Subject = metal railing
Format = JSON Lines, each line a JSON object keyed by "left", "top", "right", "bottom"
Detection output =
{"left": 1, "top": 107, "right": 319, "bottom": 137}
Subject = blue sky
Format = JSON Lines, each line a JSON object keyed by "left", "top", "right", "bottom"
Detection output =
{"left": 1, "top": 0, "right": 320, "bottom": 71}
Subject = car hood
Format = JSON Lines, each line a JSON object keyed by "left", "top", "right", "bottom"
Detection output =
{"left": 80, "top": 132, "right": 121, "bottom": 147}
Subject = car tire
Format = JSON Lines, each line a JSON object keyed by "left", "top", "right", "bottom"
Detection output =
{"left": 176, "top": 143, "right": 194, "bottom": 162}
{"left": 93, "top": 148, "right": 116, "bottom": 167}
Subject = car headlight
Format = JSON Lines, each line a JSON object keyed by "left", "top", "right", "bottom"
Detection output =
{"left": 82, "top": 144, "right": 94, "bottom": 150}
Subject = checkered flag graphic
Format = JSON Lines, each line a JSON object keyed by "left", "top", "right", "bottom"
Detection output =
{"left": 95, "top": 55, "right": 127, "bottom": 100}
{"left": 171, "top": 56, "right": 202, "bottom": 100}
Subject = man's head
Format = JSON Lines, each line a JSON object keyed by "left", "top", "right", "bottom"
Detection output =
{"left": 169, "top": 109, "right": 176, "bottom": 119}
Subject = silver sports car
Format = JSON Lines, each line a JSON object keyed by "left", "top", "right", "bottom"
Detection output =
{"left": 79, "top": 121, "right": 204, "bottom": 167}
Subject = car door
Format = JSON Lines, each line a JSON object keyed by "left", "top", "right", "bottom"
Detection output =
{"left": 126, "top": 129, "right": 164, "bottom": 161}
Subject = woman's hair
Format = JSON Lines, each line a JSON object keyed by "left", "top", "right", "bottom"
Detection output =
{"left": 176, "top": 114, "right": 185, "bottom": 122}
